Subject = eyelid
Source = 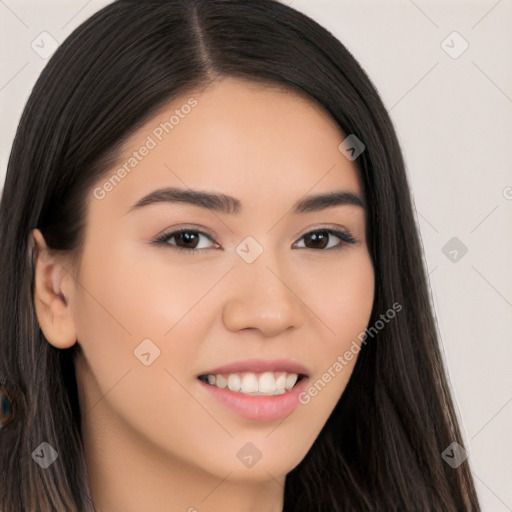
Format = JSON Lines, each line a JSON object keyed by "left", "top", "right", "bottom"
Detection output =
{"left": 151, "top": 226, "right": 219, "bottom": 253}
{"left": 153, "top": 223, "right": 215, "bottom": 240}
{"left": 292, "top": 227, "right": 357, "bottom": 248}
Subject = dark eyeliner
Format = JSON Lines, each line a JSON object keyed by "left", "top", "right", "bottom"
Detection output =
{"left": 152, "top": 227, "right": 357, "bottom": 253}
{"left": 292, "top": 228, "right": 357, "bottom": 249}
{"left": 151, "top": 228, "right": 216, "bottom": 254}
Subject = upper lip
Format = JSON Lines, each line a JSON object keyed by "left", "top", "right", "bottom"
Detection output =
{"left": 198, "top": 358, "right": 310, "bottom": 377}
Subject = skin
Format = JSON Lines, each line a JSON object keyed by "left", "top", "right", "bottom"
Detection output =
{"left": 32, "top": 77, "right": 375, "bottom": 512}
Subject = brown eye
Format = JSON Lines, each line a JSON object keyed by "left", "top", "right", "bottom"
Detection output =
{"left": 154, "top": 229, "right": 217, "bottom": 253}
{"left": 294, "top": 228, "right": 356, "bottom": 250}
{"left": 302, "top": 230, "right": 330, "bottom": 249}
{"left": 174, "top": 231, "right": 201, "bottom": 249}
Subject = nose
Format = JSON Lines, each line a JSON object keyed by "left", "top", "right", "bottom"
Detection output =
{"left": 221, "top": 253, "right": 305, "bottom": 337}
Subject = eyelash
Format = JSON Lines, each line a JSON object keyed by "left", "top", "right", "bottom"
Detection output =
{"left": 152, "top": 227, "right": 357, "bottom": 254}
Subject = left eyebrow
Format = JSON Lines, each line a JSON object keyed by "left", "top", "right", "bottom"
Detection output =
{"left": 292, "top": 190, "right": 365, "bottom": 213}
{"left": 125, "top": 187, "right": 365, "bottom": 215}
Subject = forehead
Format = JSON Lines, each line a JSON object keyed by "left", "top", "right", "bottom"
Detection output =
{"left": 89, "top": 77, "right": 363, "bottom": 215}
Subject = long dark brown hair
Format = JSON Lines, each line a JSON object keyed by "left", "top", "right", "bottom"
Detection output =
{"left": 0, "top": 0, "right": 481, "bottom": 510}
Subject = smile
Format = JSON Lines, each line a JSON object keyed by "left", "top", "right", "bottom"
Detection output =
{"left": 197, "top": 372, "right": 309, "bottom": 422}
{"left": 198, "top": 371, "right": 305, "bottom": 396}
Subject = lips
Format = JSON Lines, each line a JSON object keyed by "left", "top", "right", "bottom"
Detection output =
{"left": 197, "top": 372, "right": 310, "bottom": 421}
{"left": 196, "top": 359, "right": 310, "bottom": 416}
{"left": 197, "top": 358, "right": 310, "bottom": 377}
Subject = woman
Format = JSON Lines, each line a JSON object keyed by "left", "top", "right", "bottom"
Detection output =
{"left": 0, "top": 0, "right": 481, "bottom": 510}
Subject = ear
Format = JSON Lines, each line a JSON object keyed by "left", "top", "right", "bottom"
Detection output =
{"left": 30, "top": 228, "right": 77, "bottom": 349}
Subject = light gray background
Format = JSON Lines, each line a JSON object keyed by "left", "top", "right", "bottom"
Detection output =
{"left": 1, "top": 1, "right": 511, "bottom": 510}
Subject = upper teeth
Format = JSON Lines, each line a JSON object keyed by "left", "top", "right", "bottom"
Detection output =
{"left": 204, "top": 371, "right": 299, "bottom": 396}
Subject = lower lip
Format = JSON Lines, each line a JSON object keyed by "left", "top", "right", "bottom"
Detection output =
{"left": 198, "top": 377, "right": 309, "bottom": 422}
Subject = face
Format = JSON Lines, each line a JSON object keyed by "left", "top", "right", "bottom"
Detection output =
{"left": 36, "top": 77, "right": 374, "bottom": 483}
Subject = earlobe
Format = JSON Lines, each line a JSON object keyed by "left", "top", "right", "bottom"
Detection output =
{"left": 30, "top": 228, "right": 77, "bottom": 349}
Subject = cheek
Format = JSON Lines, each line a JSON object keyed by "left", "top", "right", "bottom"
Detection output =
{"left": 71, "top": 244, "right": 214, "bottom": 457}
{"left": 275, "top": 248, "right": 373, "bottom": 403}
{"left": 306, "top": 249, "right": 375, "bottom": 349}
{"left": 335, "top": 257, "right": 375, "bottom": 338}
{"left": 296, "top": 250, "right": 374, "bottom": 404}
{"left": 73, "top": 240, "right": 223, "bottom": 344}
{"left": 70, "top": 240, "right": 223, "bottom": 425}
{"left": 70, "top": 240, "right": 200, "bottom": 402}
